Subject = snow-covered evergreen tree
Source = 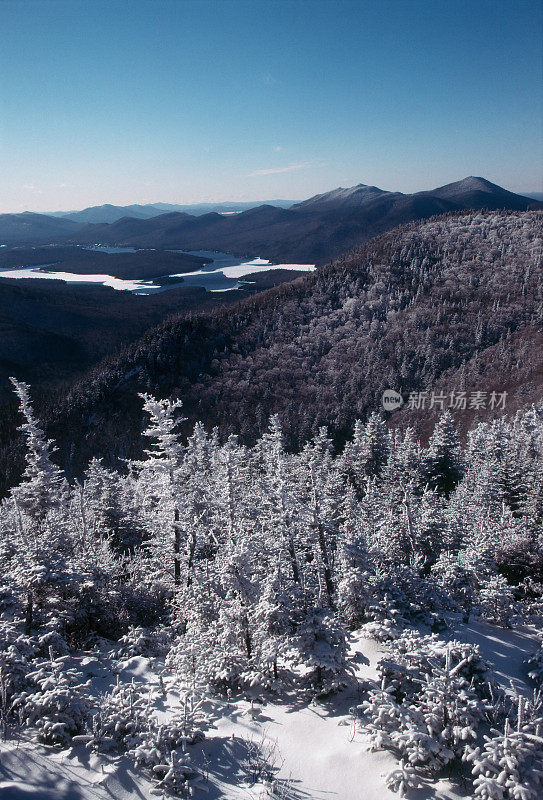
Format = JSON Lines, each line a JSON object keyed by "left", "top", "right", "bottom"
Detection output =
{"left": 425, "top": 411, "right": 463, "bottom": 495}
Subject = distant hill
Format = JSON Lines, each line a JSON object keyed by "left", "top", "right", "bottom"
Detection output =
{"left": 45, "top": 199, "right": 295, "bottom": 224}
{"left": 0, "top": 213, "right": 79, "bottom": 243}
{"left": 156, "top": 200, "right": 295, "bottom": 214}
{"left": 415, "top": 176, "right": 539, "bottom": 210}
{"left": 57, "top": 204, "right": 165, "bottom": 223}
{"left": 290, "top": 183, "right": 399, "bottom": 211}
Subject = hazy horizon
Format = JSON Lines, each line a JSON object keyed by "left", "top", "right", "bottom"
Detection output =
{"left": 1, "top": 0, "right": 541, "bottom": 214}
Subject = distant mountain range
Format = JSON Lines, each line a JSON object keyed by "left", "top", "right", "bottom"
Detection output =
{"left": 66, "top": 177, "right": 541, "bottom": 264}
{"left": 45, "top": 199, "right": 296, "bottom": 224}
{"left": 1, "top": 177, "right": 540, "bottom": 264}
{"left": 292, "top": 175, "right": 539, "bottom": 213}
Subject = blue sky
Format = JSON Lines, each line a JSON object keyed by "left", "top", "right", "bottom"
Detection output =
{"left": 1, "top": 0, "right": 541, "bottom": 212}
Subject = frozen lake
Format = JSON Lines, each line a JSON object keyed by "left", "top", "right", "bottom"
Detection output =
{"left": 0, "top": 249, "right": 315, "bottom": 293}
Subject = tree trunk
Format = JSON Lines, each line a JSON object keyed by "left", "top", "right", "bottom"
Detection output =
{"left": 186, "top": 527, "right": 196, "bottom": 588}
{"left": 279, "top": 487, "right": 300, "bottom": 584}
{"left": 174, "top": 508, "right": 181, "bottom": 586}
{"left": 287, "top": 533, "right": 300, "bottom": 584}
{"left": 244, "top": 620, "right": 252, "bottom": 659}
{"left": 310, "top": 471, "right": 335, "bottom": 609}
{"left": 25, "top": 590, "right": 33, "bottom": 636}
{"left": 316, "top": 520, "right": 336, "bottom": 610}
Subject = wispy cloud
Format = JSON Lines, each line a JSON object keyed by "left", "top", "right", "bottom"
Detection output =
{"left": 273, "top": 145, "right": 283, "bottom": 152}
{"left": 249, "top": 162, "right": 311, "bottom": 177}
{"left": 22, "top": 184, "right": 43, "bottom": 194}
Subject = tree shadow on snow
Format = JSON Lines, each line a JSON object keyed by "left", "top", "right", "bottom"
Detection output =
{"left": 0, "top": 741, "right": 151, "bottom": 800}
{"left": 276, "top": 677, "right": 365, "bottom": 722}
{"left": 0, "top": 745, "right": 84, "bottom": 800}
{"left": 446, "top": 617, "right": 538, "bottom": 694}
{"left": 195, "top": 733, "right": 309, "bottom": 800}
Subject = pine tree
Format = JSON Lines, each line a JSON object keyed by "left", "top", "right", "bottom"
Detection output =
{"left": 465, "top": 695, "right": 543, "bottom": 800}
{"left": 133, "top": 394, "right": 186, "bottom": 588}
{"left": 8, "top": 379, "right": 69, "bottom": 635}
{"left": 9, "top": 378, "right": 66, "bottom": 522}
{"left": 341, "top": 413, "right": 390, "bottom": 494}
{"left": 425, "top": 411, "right": 464, "bottom": 496}
{"left": 335, "top": 486, "right": 373, "bottom": 627}
{"left": 258, "top": 415, "right": 301, "bottom": 585}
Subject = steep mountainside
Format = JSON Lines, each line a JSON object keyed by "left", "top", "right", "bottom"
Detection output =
{"left": 0, "top": 267, "right": 309, "bottom": 491}
{"left": 31, "top": 209, "right": 542, "bottom": 477}
{"left": 0, "top": 279, "right": 237, "bottom": 391}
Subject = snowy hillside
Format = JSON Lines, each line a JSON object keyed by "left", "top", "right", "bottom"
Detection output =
{"left": 0, "top": 383, "right": 542, "bottom": 798}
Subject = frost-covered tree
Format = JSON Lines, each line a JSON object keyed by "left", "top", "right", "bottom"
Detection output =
{"left": 9, "top": 378, "right": 66, "bottom": 521}
{"left": 133, "top": 394, "right": 186, "bottom": 587}
{"left": 425, "top": 411, "right": 463, "bottom": 496}
{"left": 7, "top": 379, "right": 70, "bottom": 634}
{"left": 464, "top": 695, "right": 543, "bottom": 800}
{"left": 0, "top": 379, "right": 542, "bottom": 797}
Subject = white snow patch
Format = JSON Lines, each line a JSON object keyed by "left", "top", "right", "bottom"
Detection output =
{"left": 170, "top": 259, "right": 315, "bottom": 280}
{"left": 0, "top": 267, "right": 160, "bottom": 291}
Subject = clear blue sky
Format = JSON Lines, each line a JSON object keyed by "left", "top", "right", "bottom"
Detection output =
{"left": 1, "top": 0, "right": 541, "bottom": 212}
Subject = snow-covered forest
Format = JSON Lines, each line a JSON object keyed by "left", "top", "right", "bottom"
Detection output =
{"left": 35, "top": 209, "right": 540, "bottom": 482}
{"left": 0, "top": 379, "right": 542, "bottom": 799}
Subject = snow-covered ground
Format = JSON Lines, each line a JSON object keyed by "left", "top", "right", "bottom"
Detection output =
{"left": 170, "top": 258, "right": 315, "bottom": 281}
{"left": 0, "top": 266, "right": 160, "bottom": 291}
{"left": 0, "top": 258, "right": 315, "bottom": 293}
{"left": 0, "top": 620, "right": 539, "bottom": 800}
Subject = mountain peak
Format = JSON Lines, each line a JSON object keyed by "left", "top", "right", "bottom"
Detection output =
{"left": 426, "top": 176, "right": 514, "bottom": 198}
{"left": 420, "top": 176, "right": 540, "bottom": 209}
{"left": 452, "top": 176, "right": 502, "bottom": 191}
{"left": 292, "top": 182, "right": 396, "bottom": 211}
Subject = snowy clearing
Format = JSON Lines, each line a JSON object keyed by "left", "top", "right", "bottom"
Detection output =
{"left": 0, "top": 620, "right": 539, "bottom": 800}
